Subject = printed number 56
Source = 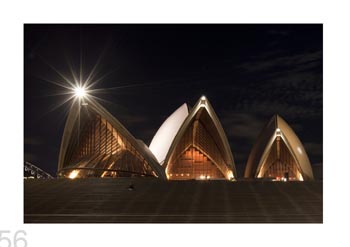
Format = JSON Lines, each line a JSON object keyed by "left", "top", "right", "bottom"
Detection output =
{"left": 0, "top": 231, "right": 27, "bottom": 247}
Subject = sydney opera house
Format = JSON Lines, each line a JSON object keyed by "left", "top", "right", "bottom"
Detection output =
{"left": 244, "top": 115, "right": 314, "bottom": 181}
{"left": 57, "top": 96, "right": 313, "bottom": 181}
{"left": 57, "top": 97, "right": 167, "bottom": 179}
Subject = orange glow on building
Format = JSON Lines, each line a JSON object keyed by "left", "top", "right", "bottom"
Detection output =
{"left": 164, "top": 97, "right": 236, "bottom": 180}
{"left": 168, "top": 147, "right": 225, "bottom": 180}
{"left": 245, "top": 115, "right": 314, "bottom": 181}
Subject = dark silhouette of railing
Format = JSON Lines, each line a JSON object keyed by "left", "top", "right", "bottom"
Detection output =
{"left": 24, "top": 161, "right": 54, "bottom": 179}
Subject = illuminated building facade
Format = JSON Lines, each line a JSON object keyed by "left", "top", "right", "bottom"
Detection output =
{"left": 244, "top": 115, "right": 314, "bottom": 181}
{"left": 58, "top": 95, "right": 313, "bottom": 182}
{"left": 150, "top": 96, "right": 237, "bottom": 180}
{"left": 57, "top": 98, "right": 166, "bottom": 179}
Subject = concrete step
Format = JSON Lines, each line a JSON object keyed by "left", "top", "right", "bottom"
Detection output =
{"left": 24, "top": 178, "right": 323, "bottom": 223}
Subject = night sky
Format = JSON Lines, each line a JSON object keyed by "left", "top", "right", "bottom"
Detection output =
{"left": 24, "top": 24, "right": 323, "bottom": 178}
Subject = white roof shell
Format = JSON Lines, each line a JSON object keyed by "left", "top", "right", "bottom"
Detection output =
{"left": 149, "top": 103, "right": 189, "bottom": 165}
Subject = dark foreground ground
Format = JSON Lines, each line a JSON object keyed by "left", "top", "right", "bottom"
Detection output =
{"left": 24, "top": 178, "right": 322, "bottom": 223}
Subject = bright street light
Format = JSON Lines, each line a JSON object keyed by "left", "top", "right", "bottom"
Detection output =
{"left": 74, "top": 86, "right": 86, "bottom": 98}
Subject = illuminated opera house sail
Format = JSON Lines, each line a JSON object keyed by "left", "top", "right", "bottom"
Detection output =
{"left": 150, "top": 96, "right": 237, "bottom": 181}
{"left": 57, "top": 94, "right": 312, "bottom": 182}
{"left": 244, "top": 115, "right": 314, "bottom": 181}
{"left": 57, "top": 98, "right": 166, "bottom": 179}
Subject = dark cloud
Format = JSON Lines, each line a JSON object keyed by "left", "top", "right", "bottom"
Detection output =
{"left": 236, "top": 100, "right": 321, "bottom": 120}
{"left": 237, "top": 50, "right": 322, "bottom": 73}
{"left": 230, "top": 49, "right": 322, "bottom": 122}
{"left": 221, "top": 112, "right": 266, "bottom": 140}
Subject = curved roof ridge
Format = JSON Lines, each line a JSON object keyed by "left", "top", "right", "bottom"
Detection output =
{"left": 163, "top": 96, "right": 237, "bottom": 180}
{"left": 57, "top": 97, "right": 166, "bottom": 179}
{"left": 149, "top": 103, "right": 189, "bottom": 164}
{"left": 244, "top": 114, "right": 314, "bottom": 180}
